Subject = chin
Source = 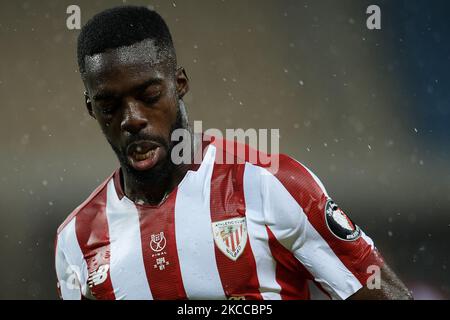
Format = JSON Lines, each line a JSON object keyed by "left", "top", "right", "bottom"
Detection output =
{"left": 125, "top": 157, "right": 171, "bottom": 182}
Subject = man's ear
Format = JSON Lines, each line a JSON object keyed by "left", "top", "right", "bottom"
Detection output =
{"left": 84, "top": 91, "right": 96, "bottom": 119}
{"left": 175, "top": 67, "right": 189, "bottom": 99}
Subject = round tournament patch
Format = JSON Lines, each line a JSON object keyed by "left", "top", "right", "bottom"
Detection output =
{"left": 325, "top": 199, "right": 361, "bottom": 241}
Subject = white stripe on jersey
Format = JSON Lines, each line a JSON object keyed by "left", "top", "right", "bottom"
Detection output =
{"left": 105, "top": 179, "right": 153, "bottom": 300}
{"left": 174, "top": 145, "right": 226, "bottom": 299}
{"left": 361, "top": 230, "right": 375, "bottom": 249}
{"left": 243, "top": 163, "right": 282, "bottom": 300}
{"left": 244, "top": 163, "right": 362, "bottom": 300}
{"left": 293, "top": 219, "right": 362, "bottom": 300}
{"left": 56, "top": 218, "right": 88, "bottom": 300}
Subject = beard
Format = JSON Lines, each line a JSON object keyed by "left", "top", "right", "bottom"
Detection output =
{"left": 106, "top": 103, "right": 185, "bottom": 186}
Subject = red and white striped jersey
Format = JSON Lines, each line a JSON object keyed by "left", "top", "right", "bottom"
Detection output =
{"left": 55, "top": 136, "right": 383, "bottom": 300}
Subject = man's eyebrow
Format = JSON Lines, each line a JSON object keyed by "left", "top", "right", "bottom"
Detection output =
{"left": 133, "top": 78, "right": 163, "bottom": 92}
{"left": 93, "top": 78, "right": 163, "bottom": 101}
{"left": 92, "top": 91, "right": 119, "bottom": 101}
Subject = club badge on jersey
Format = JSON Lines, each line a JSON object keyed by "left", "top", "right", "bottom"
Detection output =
{"left": 324, "top": 199, "right": 361, "bottom": 241}
{"left": 212, "top": 217, "right": 248, "bottom": 261}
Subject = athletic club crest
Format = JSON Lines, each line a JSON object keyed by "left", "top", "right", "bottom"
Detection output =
{"left": 212, "top": 217, "right": 248, "bottom": 261}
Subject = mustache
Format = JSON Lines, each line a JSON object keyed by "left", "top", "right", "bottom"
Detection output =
{"left": 121, "top": 103, "right": 185, "bottom": 155}
{"left": 122, "top": 133, "right": 169, "bottom": 153}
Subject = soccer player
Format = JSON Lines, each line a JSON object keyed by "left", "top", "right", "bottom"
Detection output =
{"left": 55, "top": 6, "right": 412, "bottom": 300}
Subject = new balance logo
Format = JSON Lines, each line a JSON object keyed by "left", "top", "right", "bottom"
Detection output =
{"left": 88, "top": 264, "right": 109, "bottom": 288}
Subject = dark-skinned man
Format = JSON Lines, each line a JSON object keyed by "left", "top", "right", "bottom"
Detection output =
{"left": 55, "top": 6, "right": 412, "bottom": 300}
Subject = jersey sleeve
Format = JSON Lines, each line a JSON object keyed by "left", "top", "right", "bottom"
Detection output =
{"left": 259, "top": 154, "right": 384, "bottom": 300}
{"left": 55, "top": 218, "right": 88, "bottom": 300}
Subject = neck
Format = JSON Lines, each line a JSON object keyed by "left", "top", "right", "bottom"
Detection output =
{"left": 121, "top": 131, "right": 201, "bottom": 206}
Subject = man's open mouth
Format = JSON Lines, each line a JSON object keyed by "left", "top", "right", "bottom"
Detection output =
{"left": 126, "top": 140, "right": 163, "bottom": 171}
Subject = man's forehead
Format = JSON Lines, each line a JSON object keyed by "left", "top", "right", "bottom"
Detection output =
{"left": 84, "top": 38, "right": 170, "bottom": 75}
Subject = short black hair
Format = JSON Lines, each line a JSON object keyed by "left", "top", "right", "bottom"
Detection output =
{"left": 77, "top": 6, "right": 176, "bottom": 75}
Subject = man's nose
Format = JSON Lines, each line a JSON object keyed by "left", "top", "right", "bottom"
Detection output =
{"left": 120, "top": 98, "right": 148, "bottom": 135}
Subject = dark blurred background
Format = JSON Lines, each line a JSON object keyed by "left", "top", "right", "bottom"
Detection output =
{"left": 0, "top": 0, "right": 448, "bottom": 299}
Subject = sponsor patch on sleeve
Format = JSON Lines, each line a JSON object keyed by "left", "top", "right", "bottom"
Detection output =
{"left": 324, "top": 199, "right": 361, "bottom": 241}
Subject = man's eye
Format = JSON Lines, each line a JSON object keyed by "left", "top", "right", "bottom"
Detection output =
{"left": 141, "top": 92, "right": 161, "bottom": 104}
{"left": 98, "top": 105, "right": 115, "bottom": 115}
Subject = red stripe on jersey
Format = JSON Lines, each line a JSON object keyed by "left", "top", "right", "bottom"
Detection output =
{"left": 58, "top": 172, "right": 114, "bottom": 235}
{"left": 271, "top": 155, "right": 384, "bottom": 285}
{"left": 236, "top": 226, "right": 241, "bottom": 243}
{"left": 266, "top": 225, "right": 331, "bottom": 300}
{"left": 74, "top": 184, "right": 115, "bottom": 300}
{"left": 209, "top": 158, "right": 262, "bottom": 300}
{"left": 135, "top": 189, "right": 187, "bottom": 300}
{"left": 231, "top": 233, "right": 236, "bottom": 252}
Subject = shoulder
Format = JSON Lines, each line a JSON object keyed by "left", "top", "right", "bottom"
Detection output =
{"left": 56, "top": 170, "right": 116, "bottom": 236}
{"left": 271, "top": 153, "right": 329, "bottom": 200}
{"left": 208, "top": 134, "right": 327, "bottom": 197}
{"left": 208, "top": 135, "right": 328, "bottom": 215}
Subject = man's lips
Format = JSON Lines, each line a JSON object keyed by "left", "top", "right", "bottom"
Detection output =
{"left": 126, "top": 140, "right": 164, "bottom": 171}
